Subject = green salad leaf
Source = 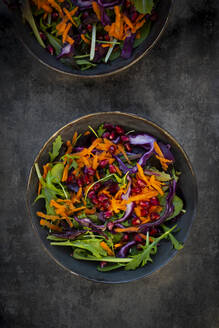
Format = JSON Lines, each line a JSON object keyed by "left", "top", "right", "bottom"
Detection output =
{"left": 133, "top": 21, "right": 151, "bottom": 48}
{"left": 49, "top": 135, "right": 63, "bottom": 162}
{"left": 132, "top": 0, "right": 154, "bottom": 14}
{"left": 166, "top": 195, "right": 184, "bottom": 221}
{"left": 46, "top": 33, "right": 62, "bottom": 55}
{"left": 125, "top": 226, "right": 176, "bottom": 270}
{"left": 72, "top": 249, "right": 132, "bottom": 263}
{"left": 161, "top": 224, "right": 183, "bottom": 250}
{"left": 97, "top": 124, "right": 106, "bottom": 137}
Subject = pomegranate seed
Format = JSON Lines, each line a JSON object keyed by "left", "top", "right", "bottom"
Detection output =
{"left": 84, "top": 174, "right": 90, "bottom": 185}
{"left": 67, "top": 175, "right": 74, "bottom": 183}
{"left": 150, "top": 13, "right": 158, "bottom": 21}
{"left": 150, "top": 228, "right": 158, "bottom": 235}
{"left": 109, "top": 131, "right": 115, "bottom": 140}
{"left": 98, "top": 193, "right": 108, "bottom": 202}
{"left": 132, "top": 187, "right": 142, "bottom": 194}
{"left": 82, "top": 11, "right": 89, "bottom": 19}
{"left": 93, "top": 182, "right": 101, "bottom": 191}
{"left": 104, "top": 211, "right": 112, "bottom": 219}
{"left": 102, "top": 131, "right": 110, "bottom": 139}
{"left": 91, "top": 197, "right": 99, "bottom": 205}
{"left": 104, "top": 34, "right": 110, "bottom": 41}
{"left": 77, "top": 178, "right": 83, "bottom": 187}
{"left": 40, "top": 32, "right": 46, "bottom": 41}
{"left": 104, "top": 123, "right": 114, "bottom": 131}
{"left": 115, "top": 125, "right": 124, "bottom": 135}
{"left": 139, "top": 201, "right": 150, "bottom": 208}
{"left": 52, "top": 12, "right": 59, "bottom": 20}
{"left": 87, "top": 167, "right": 95, "bottom": 176}
{"left": 88, "top": 190, "right": 95, "bottom": 198}
{"left": 97, "top": 35, "right": 103, "bottom": 40}
{"left": 134, "top": 234, "right": 143, "bottom": 243}
{"left": 141, "top": 208, "right": 149, "bottom": 217}
{"left": 87, "top": 24, "right": 92, "bottom": 31}
{"left": 125, "top": 0, "right": 131, "bottom": 7}
{"left": 101, "top": 200, "right": 110, "bottom": 210}
{"left": 108, "top": 183, "right": 119, "bottom": 194}
{"left": 121, "top": 135, "right": 129, "bottom": 143}
{"left": 124, "top": 143, "right": 131, "bottom": 152}
{"left": 100, "top": 261, "right": 107, "bottom": 268}
{"left": 150, "top": 197, "right": 159, "bottom": 206}
{"left": 109, "top": 164, "right": 117, "bottom": 173}
{"left": 123, "top": 234, "right": 129, "bottom": 241}
{"left": 137, "top": 179, "right": 146, "bottom": 188}
{"left": 99, "top": 159, "right": 109, "bottom": 168}
{"left": 47, "top": 45, "right": 54, "bottom": 55}
{"left": 107, "top": 222, "right": 114, "bottom": 230}
{"left": 109, "top": 145, "right": 116, "bottom": 154}
{"left": 132, "top": 218, "right": 141, "bottom": 225}
{"left": 150, "top": 212, "right": 160, "bottom": 221}
{"left": 131, "top": 12, "right": 138, "bottom": 22}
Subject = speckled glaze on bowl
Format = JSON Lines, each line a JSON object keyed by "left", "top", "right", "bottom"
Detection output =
{"left": 13, "top": 0, "right": 173, "bottom": 78}
{"left": 26, "top": 112, "right": 197, "bottom": 283}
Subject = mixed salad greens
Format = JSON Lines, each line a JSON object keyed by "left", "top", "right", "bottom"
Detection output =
{"left": 20, "top": 0, "right": 158, "bottom": 71}
{"left": 35, "top": 123, "right": 185, "bottom": 272}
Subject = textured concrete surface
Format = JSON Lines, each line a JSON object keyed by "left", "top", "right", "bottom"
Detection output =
{"left": 0, "top": 0, "right": 219, "bottom": 327}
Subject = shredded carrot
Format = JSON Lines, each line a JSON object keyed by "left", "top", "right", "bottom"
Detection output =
{"left": 101, "top": 44, "right": 112, "bottom": 48}
{"left": 76, "top": 186, "right": 82, "bottom": 200}
{"left": 40, "top": 219, "right": 62, "bottom": 232}
{"left": 84, "top": 131, "right": 90, "bottom": 136}
{"left": 139, "top": 233, "right": 153, "bottom": 242}
{"left": 114, "top": 227, "right": 139, "bottom": 233}
{"left": 137, "top": 163, "right": 149, "bottom": 185}
{"left": 69, "top": 206, "right": 86, "bottom": 213}
{"left": 66, "top": 140, "right": 72, "bottom": 154}
{"left": 81, "top": 34, "right": 91, "bottom": 44}
{"left": 85, "top": 207, "right": 96, "bottom": 215}
{"left": 92, "top": 2, "right": 101, "bottom": 21}
{"left": 115, "top": 165, "right": 122, "bottom": 176}
{"left": 114, "top": 242, "right": 125, "bottom": 249}
{"left": 136, "top": 14, "right": 145, "bottom": 22}
{"left": 118, "top": 144, "right": 131, "bottom": 164}
{"left": 123, "top": 15, "right": 134, "bottom": 30}
{"left": 47, "top": 0, "right": 63, "bottom": 17}
{"left": 126, "top": 191, "right": 158, "bottom": 203}
{"left": 100, "top": 241, "right": 114, "bottom": 256}
{"left": 62, "top": 22, "right": 72, "bottom": 43}
{"left": 63, "top": 7, "right": 76, "bottom": 25}
{"left": 62, "top": 163, "right": 69, "bottom": 182}
{"left": 37, "top": 211, "right": 61, "bottom": 221}
{"left": 96, "top": 170, "right": 100, "bottom": 180}
{"left": 136, "top": 32, "right": 141, "bottom": 39}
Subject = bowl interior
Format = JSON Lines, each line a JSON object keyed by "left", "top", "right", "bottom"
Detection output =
{"left": 14, "top": 0, "right": 172, "bottom": 77}
{"left": 26, "top": 112, "right": 197, "bottom": 283}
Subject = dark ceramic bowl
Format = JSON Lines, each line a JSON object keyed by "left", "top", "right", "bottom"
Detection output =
{"left": 12, "top": 0, "right": 172, "bottom": 77}
{"left": 26, "top": 112, "right": 197, "bottom": 283}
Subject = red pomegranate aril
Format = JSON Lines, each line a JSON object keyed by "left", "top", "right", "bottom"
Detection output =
{"left": 115, "top": 125, "right": 125, "bottom": 135}
{"left": 125, "top": 0, "right": 131, "bottom": 7}
{"left": 108, "top": 183, "right": 119, "bottom": 194}
{"left": 107, "top": 222, "right": 114, "bottom": 230}
{"left": 150, "top": 196, "right": 159, "bottom": 206}
{"left": 87, "top": 167, "right": 95, "bottom": 176}
{"left": 124, "top": 143, "right": 131, "bottom": 152}
{"left": 134, "top": 234, "right": 143, "bottom": 243}
{"left": 84, "top": 174, "right": 90, "bottom": 185}
{"left": 91, "top": 197, "right": 99, "bottom": 205}
{"left": 52, "top": 12, "right": 59, "bottom": 20}
{"left": 101, "top": 200, "right": 110, "bottom": 210}
{"left": 98, "top": 193, "right": 108, "bottom": 202}
{"left": 47, "top": 45, "right": 54, "bottom": 55}
{"left": 93, "top": 182, "right": 101, "bottom": 191}
{"left": 104, "top": 123, "right": 114, "bottom": 131}
{"left": 132, "top": 218, "right": 141, "bottom": 225}
{"left": 82, "top": 11, "right": 89, "bottom": 19}
{"left": 121, "top": 135, "right": 129, "bottom": 143}
{"left": 87, "top": 24, "right": 92, "bottom": 31}
{"left": 132, "top": 187, "right": 141, "bottom": 194}
{"left": 150, "top": 212, "right": 160, "bottom": 221}
{"left": 104, "top": 34, "right": 110, "bottom": 41}
{"left": 99, "top": 159, "right": 109, "bottom": 168}
{"left": 100, "top": 261, "right": 107, "bottom": 268}
{"left": 67, "top": 175, "right": 74, "bottom": 183}
{"left": 88, "top": 190, "right": 95, "bottom": 199}
{"left": 141, "top": 208, "right": 149, "bottom": 217}
{"left": 123, "top": 234, "right": 129, "bottom": 241}
{"left": 137, "top": 179, "right": 146, "bottom": 188}
{"left": 104, "top": 211, "right": 112, "bottom": 219}
{"left": 140, "top": 201, "right": 150, "bottom": 208}
{"left": 131, "top": 12, "right": 138, "bottom": 22}
{"left": 102, "top": 131, "right": 110, "bottom": 138}
{"left": 109, "top": 131, "right": 115, "bottom": 140}
{"left": 109, "top": 145, "right": 116, "bottom": 154}
{"left": 150, "top": 228, "right": 157, "bottom": 236}
{"left": 40, "top": 32, "right": 46, "bottom": 41}
{"left": 109, "top": 164, "right": 117, "bottom": 173}
{"left": 77, "top": 178, "right": 83, "bottom": 187}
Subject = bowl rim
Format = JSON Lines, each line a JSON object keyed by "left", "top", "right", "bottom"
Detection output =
{"left": 15, "top": 0, "right": 174, "bottom": 78}
{"left": 26, "top": 111, "right": 198, "bottom": 283}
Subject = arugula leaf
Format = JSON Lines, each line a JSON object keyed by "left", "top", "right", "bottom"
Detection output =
{"left": 42, "top": 187, "right": 57, "bottom": 215}
{"left": 133, "top": 21, "right": 151, "bottom": 48}
{"left": 97, "top": 263, "right": 125, "bottom": 272}
{"left": 97, "top": 124, "right": 106, "bottom": 137}
{"left": 46, "top": 33, "right": 62, "bottom": 55}
{"left": 125, "top": 226, "right": 176, "bottom": 270}
{"left": 51, "top": 163, "right": 64, "bottom": 182}
{"left": 51, "top": 239, "right": 108, "bottom": 258}
{"left": 132, "top": 0, "right": 154, "bottom": 14}
{"left": 49, "top": 135, "right": 63, "bottom": 162}
{"left": 72, "top": 249, "right": 132, "bottom": 263}
{"left": 21, "top": 0, "right": 46, "bottom": 48}
{"left": 161, "top": 224, "right": 183, "bottom": 250}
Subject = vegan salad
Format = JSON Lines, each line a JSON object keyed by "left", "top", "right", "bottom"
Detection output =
{"left": 35, "top": 123, "right": 185, "bottom": 272}
{"left": 21, "top": 0, "right": 158, "bottom": 71}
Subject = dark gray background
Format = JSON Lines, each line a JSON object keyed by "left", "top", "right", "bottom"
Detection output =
{"left": 0, "top": 0, "right": 218, "bottom": 327}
